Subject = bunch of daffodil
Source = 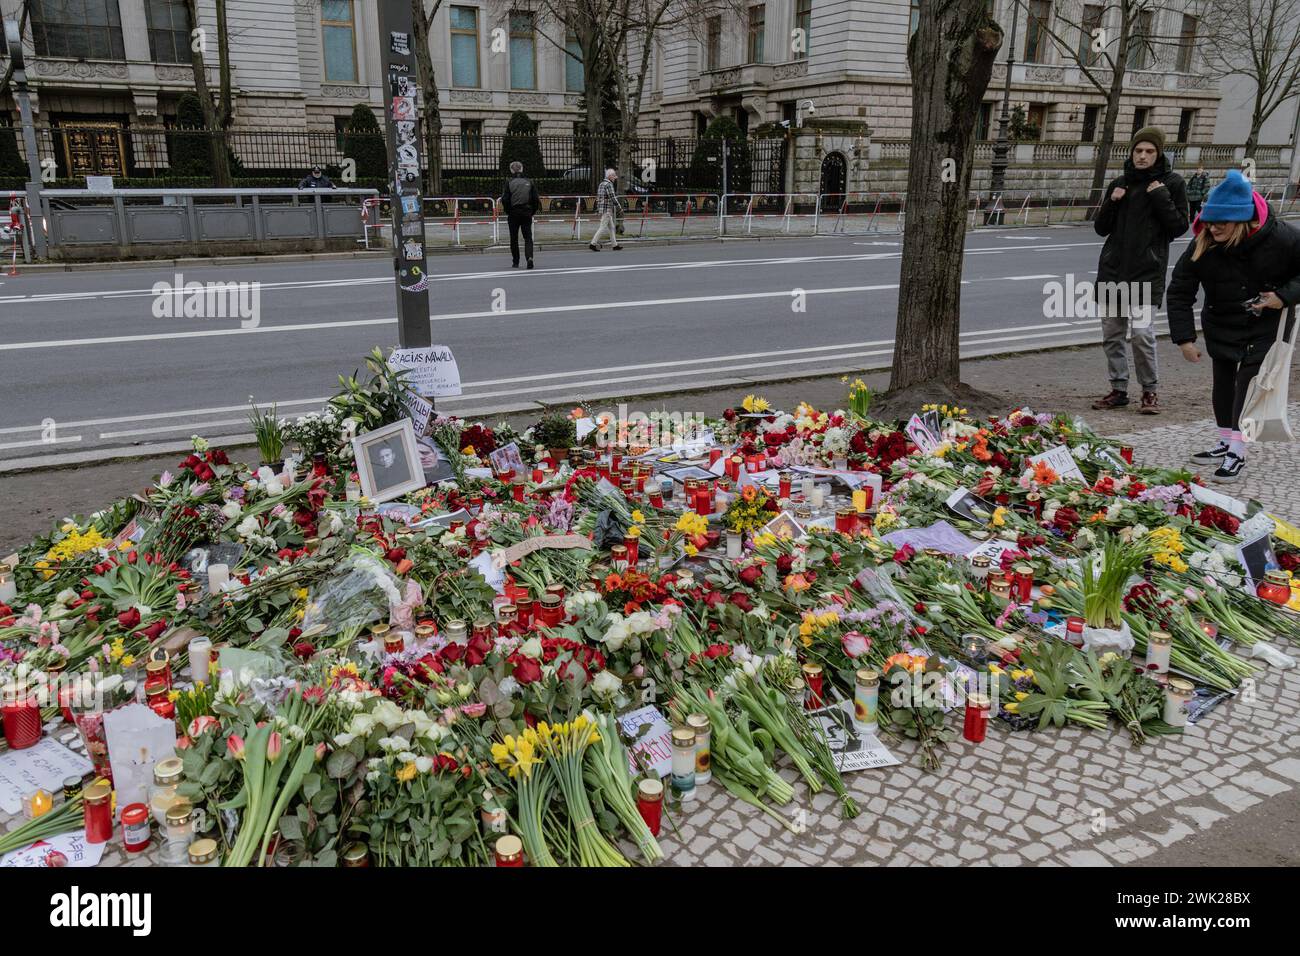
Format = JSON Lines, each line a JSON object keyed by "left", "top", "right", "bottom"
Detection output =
{"left": 1146, "top": 527, "right": 1189, "bottom": 574}
{"left": 751, "top": 531, "right": 778, "bottom": 551}
{"left": 490, "top": 727, "right": 559, "bottom": 867}
{"left": 45, "top": 524, "right": 110, "bottom": 564}
{"left": 675, "top": 511, "right": 710, "bottom": 557}
{"left": 534, "top": 714, "right": 628, "bottom": 867}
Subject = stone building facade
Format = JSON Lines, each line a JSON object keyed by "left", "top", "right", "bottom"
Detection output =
{"left": 2, "top": 0, "right": 1292, "bottom": 189}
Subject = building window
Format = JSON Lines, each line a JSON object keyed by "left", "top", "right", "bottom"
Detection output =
{"left": 321, "top": 0, "right": 358, "bottom": 83}
{"left": 794, "top": 0, "right": 811, "bottom": 60}
{"left": 1027, "top": 103, "right": 1048, "bottom": 140}
{"left": 705, "top": 16, "right": 721, "bottom": 70}
{"left": 1078, "top": 4, "right": 1102, "bottom": 67}
{"left": 30, "top": 0, "right": 126, "bottom": 59}
{"left": 747, "top": 5, "right": 765, "bottom": 64}
{"left": 1024, "top": 0, "right": 1051, "bottom": 65}
{"left": 450, "top": 6, "right": 481, "bottom": 88}
{"left": 460, "top": 119, "right": 483, "bottom": 154}
{"left": 564, "top": 30, "right": 583, "bottom": 92}
{"left": 145, "top": 0, "right": 191, "bottom": 64}
{"left": 1128, "top": 9, "right": 1153, "bottom": 70}
{"left": 695, "top": 111, "right": 709, "bottom": 137}
{"left": 909, "top": 0, "right": 919, "bottom": 36}
{"left": 1177, "top": 108, "right": 1195, "bottom": 143}
{"left": 1131, "top": 106, "right": 1149, "bottom": 134}
{"left": 976, "top": 102, "right": 993, "bottom": 140}
{"left": 1081, "top": 104, "right": 1100, "bottom": 141}
{"left": 509, "top": 11, "right": 536, "bottom": 90}
{"left": 1176, "top": 14, "right": 1196, "bottom": 72}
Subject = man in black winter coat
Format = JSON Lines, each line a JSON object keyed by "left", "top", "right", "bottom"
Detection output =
{"left": 1091, "top": 126, "right": 1190, "bottom": 414}
{"left": 500, "top": 161, "right": 541, "bottom": 269}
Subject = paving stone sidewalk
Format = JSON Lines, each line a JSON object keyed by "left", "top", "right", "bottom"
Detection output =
{"left": 3, "top": 407, "right": 1298, "bottom": 868}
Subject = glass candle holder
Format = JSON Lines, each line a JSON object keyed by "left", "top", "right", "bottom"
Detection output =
{"left": 801, "top": 663, "right": 825, "bottom": 709}
{"left": 494, "top": 834, "right": 524, "bottom": 867}
{"left": 636, "top": 778, "right": 664, "bottom": 836}
{"left": 963, "top": 693, "right": 991, "bottom": 744}
{"left": 686, "top": 714, "right": 712, "bottom": 784}
{"left": 670, "top": 727, "right": 697, "bottom": 796}
{"left": 1164, "top": 678, "right": 1195, "bottom": 727}
{"left": 853, "top": 669, "right": 879, "bottom": 729}
{"left": 1145, "top": 630, "right": 1172, "bottom": 675}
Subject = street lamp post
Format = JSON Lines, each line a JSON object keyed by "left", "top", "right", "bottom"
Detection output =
{"left": 988, "top": 1, "right": 1021, "bottom": 217}
{"left": 377, "top": 0, "right": 432, "bottom": 350}
{"left": 4, "top": 18, "right": 48, "bottom": 259}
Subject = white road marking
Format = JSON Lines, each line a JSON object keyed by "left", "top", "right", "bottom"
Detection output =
{"left": 0, "top": 435, "right": 82, "bottom": 450}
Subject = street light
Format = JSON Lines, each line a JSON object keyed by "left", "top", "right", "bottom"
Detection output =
{"left": 3, "top": 18, "right": 47, "bottom": 258}
{"left": 796, "top": 99, "right": 816, "bottom": 128}
{"left": 988, "top": 1, "right": 1021, "bottom": 219}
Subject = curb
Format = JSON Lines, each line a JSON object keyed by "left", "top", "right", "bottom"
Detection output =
{"left": 0, "top": 327, "right": 1136, "bottom": 476}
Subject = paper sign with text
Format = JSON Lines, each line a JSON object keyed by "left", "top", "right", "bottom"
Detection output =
{"left": 0, "top": 739, "right": 93, "bottom": 815}
{"left": 388, "top": 345, "right": 462, "bottom": 397}
{"left": 2, "top": 833, "right": 106, "bottom": 869}
{"left": 810, "top": 704, "right": 901, "bottom": 773}
{"left": 1027, "top": 444, "right": 1086, "bottom": 483}
{"left": 616, "top": 704, "right": 673, "bottom": 778}
{"left": 400, "top": 389, "right": 433, "bottom": 435}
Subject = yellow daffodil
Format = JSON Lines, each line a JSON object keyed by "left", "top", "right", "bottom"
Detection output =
{"left": 1014, "top": 691, "right": 1029, "bottom": 701}
{"left": 684, "top": 543, "right": 699, "bottom": 557}
{"left": 1004, "top": 702, "right": 1020, "bottom": 714}
{"left": 395, "top": 761, "right": 418, "bottom": 783}
{"left": 751, "top": 532, "right": 777, "bottom": 550}
{"left": 630, "top": 510, "right": 645, "bottom": 524}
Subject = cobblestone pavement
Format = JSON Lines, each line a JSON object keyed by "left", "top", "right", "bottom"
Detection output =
{"left": 4, "top": 406, "right": 1299, "bottom": 868}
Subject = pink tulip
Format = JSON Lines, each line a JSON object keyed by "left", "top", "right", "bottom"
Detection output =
{"left": 266, "top": 732, "right": 283, "bottom": 763}
{"left": 188, "top": 715, "right": 219, "bottom": 738}
{"left": 314, "top": 742, "right": 328, "bottom": 762}
{"left": 842, "top": 630, "right": 872, "bottom": 659}
{"left": 226, "top": 733, "right": 246, "bottom": 761}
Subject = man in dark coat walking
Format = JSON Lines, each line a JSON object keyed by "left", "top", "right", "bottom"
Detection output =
{"left": 501, "top": 160, "right": 540, "bottom": 269}
{"left": 1091, "top": 126, "right": 1190, "bottom": 414}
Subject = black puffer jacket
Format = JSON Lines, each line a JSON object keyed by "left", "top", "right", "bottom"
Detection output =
{"left": 1166, "top": 207, "right": 1300, "bottom": 363}
{"left": 1094, "top": 155, "right": 1189, "bottom": 307}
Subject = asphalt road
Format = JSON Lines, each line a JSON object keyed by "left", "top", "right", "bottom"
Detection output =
{"left": 0, "top": 224, "right": 1189, "bottom": 465}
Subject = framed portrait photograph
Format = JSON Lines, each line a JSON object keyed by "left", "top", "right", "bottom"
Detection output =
{"left": 352, "top": 419, "right": 426, "bottom": 503}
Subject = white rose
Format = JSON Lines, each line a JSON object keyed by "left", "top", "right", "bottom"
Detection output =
{"left": 236, "top": 515, "right": 260, "bottom": 538}
{"left": 265, "top": 478, "right": 285, "bottom": 496}
{"left": 372, "top": 699, "right": 406, "bottom": 730}
{"left": 333, "top": 732, "right": 356, "bottom": 747}
{"left": 415, "top": 755, "right": 434, "bottom": 773}
{"left": 520, "top": 637, "right": 544, "bottom": 659}
{"left": 591, "top": 670, "right": 622, "bottom": 698}
{"left": 221, "top": 501, "right": 242, "bottom": 520}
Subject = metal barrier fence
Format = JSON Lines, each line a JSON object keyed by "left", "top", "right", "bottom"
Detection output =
{"left": 39, "top": 187, "right": 379, "bottom": 254}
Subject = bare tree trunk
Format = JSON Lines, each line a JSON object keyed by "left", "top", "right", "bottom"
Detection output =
{"left": 1088, "top": 12, "right": 1131, "bottom": 214}
{"left": 887, "top": 0, "right": 1002, "bottom": 397}
{"left": 412, "top": 0, "right": 444, "bottom": 193}
{"left": 185, "top": 0, "right": 232, "bottom": 187}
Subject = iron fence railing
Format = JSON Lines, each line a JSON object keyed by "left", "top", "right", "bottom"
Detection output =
{"left": 0, "top": 125, "right": 788, "bottom": 196}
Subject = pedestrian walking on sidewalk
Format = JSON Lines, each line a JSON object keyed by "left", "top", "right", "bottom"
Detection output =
{"left": 1091, "top": 126, "right": 1190, "bottom": 415}
{"left": 1167, "top": 169, "right": 1300, "bottom": 483}
{"left": 298, "top": 165, "right": 334, "bottom": 189}
{"left": 589, "top": 168, "right": 624, "bottom": 252}
{"left": 1186, "top": 164, "right": 1211, "bottom": 221}
{"left": 500, "top": 160, "right": 540, "bottom": 269}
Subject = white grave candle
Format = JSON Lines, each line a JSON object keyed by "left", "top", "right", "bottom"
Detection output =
{"left": 207, "top": 564, "right": 230, "bottom": 593}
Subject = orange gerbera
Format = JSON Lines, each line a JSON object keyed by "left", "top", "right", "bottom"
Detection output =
{"left": 1031, "top": 461, "right": 1059, "bottom": 485}
{"left": 883, "top": 652, "right": 927, "bottom": 674}
{"left": 741, "top": 485, "right": 759, "bottom": 503}
{"left": 603, "top": 572, "right": 623, "bottom": 591}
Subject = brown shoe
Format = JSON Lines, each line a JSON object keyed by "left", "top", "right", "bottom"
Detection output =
{"left": 1139, "top": 391, "right": 1160, "bottom": 414}
{"left": 1090, "top": 389, "right": 1130, "bottom": 410}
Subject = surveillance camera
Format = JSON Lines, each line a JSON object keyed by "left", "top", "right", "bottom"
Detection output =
{"left": 778, "top": 119, "right": 791, "bottom": 129}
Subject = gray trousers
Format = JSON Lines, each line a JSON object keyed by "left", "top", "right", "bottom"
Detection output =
{"left": 591, "top": 210, "right": 620, "bottom": 248}
{"left": 1101, "top": 304, "right": 1158, "bottom": 391}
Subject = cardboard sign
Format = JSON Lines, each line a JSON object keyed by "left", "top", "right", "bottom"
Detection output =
{"left": 400, "top": 389, "right": 433, "bottom": 435}
{"left": 1191, "top": 483, "right": 1249, "bottom": 520}
{"left": 809, "top": 703, "right": 901, "bottom": 773}
{"left": 0, "top": 739, "right": 93, "bottom": 815}
{"left": 388, "top": 345, "right": 462, "bottom": 397}
{"left": 617, "top": 704, "right": 673, "bottom": 777}
{"left": 489, "top": 442, "right": 525, "bottom": 476}
{"left": 1027, "top": 444, "right": 1086, "bottom": 483}
{"left": 497, "top": 534, "right": 593, "bottom": 565}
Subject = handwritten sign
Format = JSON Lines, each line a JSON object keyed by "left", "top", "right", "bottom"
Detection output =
{"left": 388, "top": 345, "right": 462, "bottom": 397}
{"left": 1027, "top": 444, "right": 1086, "bottom": 483}
{"left": 497, "top": 534, "right": 593, "bottom": 565}
{"left": 617, "top": 704, "right": 673, "bottom": 777}
{"left": 2, "top": 832, "right": 106, "bottom": 869}
{"left": 0, "top": 738, "right": 93, "bottom": 815}
{"left": 400, "top": 389, "right": 433, "bottom": 435}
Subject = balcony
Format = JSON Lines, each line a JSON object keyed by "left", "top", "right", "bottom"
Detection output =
{"left": 698, "top": 64, "right": 774, "bottom": 94}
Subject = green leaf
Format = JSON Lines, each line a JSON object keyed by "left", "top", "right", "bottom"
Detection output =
{"left": 302, "top": 772, "right": 321, "bottom": 801}
{"left": 277, "top": 815, "right": 303, "bottom": 840}
{"left": 325, "top": 750, "right": 358, "bottom": 779}
{"left": 310, "top": 789, "right": 336, "bottom": 813}
{"left": 199, "top": 760, "right": 223, "bottom": 787}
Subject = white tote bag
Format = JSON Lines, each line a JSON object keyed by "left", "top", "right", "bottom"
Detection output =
{"left": 1241, "top": 307, "right": 1297, "bottom": 444}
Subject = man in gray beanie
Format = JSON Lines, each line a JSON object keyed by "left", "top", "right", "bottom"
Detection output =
{"left": 1091, "top": 125, "right": 1190, "bottom": 414}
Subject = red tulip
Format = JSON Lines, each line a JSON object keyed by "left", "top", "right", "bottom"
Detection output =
{"left": 188, "top": 716, "right": 219, "bottom": 738}
{"left": 116, "top": 607, "right": 141, "bottom": 630}
{"left": 227, "top": 733, "right": 246, "bottom": 761}
{"left": 266, "top": 732, "right": 283, "bottom": 763}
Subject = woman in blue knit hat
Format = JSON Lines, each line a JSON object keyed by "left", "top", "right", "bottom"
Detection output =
{"left": 1166, "top": 169, "right": 1300, "bottom": 482}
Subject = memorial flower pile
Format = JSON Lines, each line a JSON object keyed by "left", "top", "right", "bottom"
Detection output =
{"left": 3, "top": 350, "right": 1300, "bottom": 868}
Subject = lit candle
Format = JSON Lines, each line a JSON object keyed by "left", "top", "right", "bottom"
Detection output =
{"left": 1164, "top": 678, "right": 1195, "bottom": 727}
{"left": 207, "top": 563, "right": 230, "bottom": 593}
